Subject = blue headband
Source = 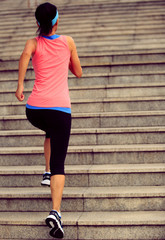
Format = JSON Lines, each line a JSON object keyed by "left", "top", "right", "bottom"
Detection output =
{"left": 37, "top": 11, "right": 58, "bottom": 26}
{"left": 51, "top": 11, "right": 58, "bottom": 26}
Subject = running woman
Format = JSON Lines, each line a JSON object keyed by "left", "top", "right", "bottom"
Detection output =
{"left": 15, "top": 2, "right": 82, "bottom": 238}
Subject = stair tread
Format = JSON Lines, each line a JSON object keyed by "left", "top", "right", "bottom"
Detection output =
{"left": 1, "top": 60, "right": 165, "bottom": 71}
{"left": 0, "top": 211, "right": 164, "bottom": 226}
{"left": 1, "top": 126, "right": 165, "bottom": 136}
{"left": 1, "top": 95, "right": 165, "bottom": 107}
{"left": 0, "top": 186, "right": 165, "bottom": 198}
{"left": 0, "top": 144, "right": 165, "bottom": 153}
{"left": 2, "top": 82, "right": 165, "bottom": 93}
{"left": 1, "top": 71, "right": 165, "bottom": 81}
{"left": 0, "top": 163, "right": 164, "bottom": 174}
{"left": 1, "top": 110, "right": 165, "bottom": 120}
{"left": 1, "top": 49, "right": 165, "bottom": 62}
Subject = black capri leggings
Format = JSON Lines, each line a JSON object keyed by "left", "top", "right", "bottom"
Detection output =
{"left": 26, "top": 108, "right": 71, "bottom": 176}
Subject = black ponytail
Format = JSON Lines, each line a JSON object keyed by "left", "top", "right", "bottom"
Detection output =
{"left": 35, "top": 2, "right": 57, "bottom": 36}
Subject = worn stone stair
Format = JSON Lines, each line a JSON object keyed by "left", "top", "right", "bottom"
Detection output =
{"left": 0, "top": 211, "right": 164, "bottom": 240}
{"left": 0, "top": 0, "right": 165, "bottom": 239}
{"left": 0, "top": 163, "right": 165, "bottom": 187}
{"left": 1, "top": 127, "right": 165, "bottom": 147}
{"left": 0, "top": 185, "right": 165, "bottom": 211}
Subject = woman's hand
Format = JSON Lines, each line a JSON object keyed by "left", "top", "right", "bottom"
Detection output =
{"left": 15, "top": 85, "right": 25, "bottom": 101}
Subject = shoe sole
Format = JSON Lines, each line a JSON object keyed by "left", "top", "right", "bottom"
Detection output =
{"left": 50, "top": 226, "right": 64, "bottom": 239}
{"left": 41, "top": 179, "right": 50, "bottom": 186}
{"left": 41, "top": 182, "right": 50, "bottom": 187}
{"left": 45, "top": 215, "right": 64, "bottom": 239}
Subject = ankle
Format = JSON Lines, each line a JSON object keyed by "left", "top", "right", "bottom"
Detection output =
{"left": 52, "top": 209, "right": 61, "bottom": 217}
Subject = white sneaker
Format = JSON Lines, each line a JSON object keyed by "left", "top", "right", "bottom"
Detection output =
{"left": 45, "top": 210, "right": 64, "bottom": 238}
{"left": 41, "top": 172, "right": 51, "bottom": 186}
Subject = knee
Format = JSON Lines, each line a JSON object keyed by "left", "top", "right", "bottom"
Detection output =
{"left": 50, "top": 162, "right": 65, "bottom": 176}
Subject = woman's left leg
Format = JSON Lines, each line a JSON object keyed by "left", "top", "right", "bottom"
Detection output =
{"left": 49, "top": 111, "right": 71, "bottom": 211}
{"left": 51, "top": 174, "right": 65, "bottom": 212}
{"left": 45, "top": 110, "right": 71, "bottom": 238}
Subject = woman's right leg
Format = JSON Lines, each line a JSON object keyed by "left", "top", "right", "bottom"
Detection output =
{"left": 44, "top": 137, "right": 50, "bottom": 172}
{"left": 26, "top": 108, "right": 51, "bottom": 185}
{"left": 41, "top": 137, "right": 51, "bottom": 186}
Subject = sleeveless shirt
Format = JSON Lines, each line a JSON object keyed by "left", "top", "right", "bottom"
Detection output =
{"left": 27, "top": 35, "right": 71, "bottom": 108}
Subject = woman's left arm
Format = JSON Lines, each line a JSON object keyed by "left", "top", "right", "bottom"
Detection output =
{"left": 15, "top": 38, "right": 37, "bottom": 101}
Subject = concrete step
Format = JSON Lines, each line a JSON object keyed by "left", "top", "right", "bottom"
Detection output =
{"left": 0, "top": 73, "right": 109, "bottom": 87}
{"left": 1, "top": 33, "right": 165, "bottom": 51}
{"left": 0, "top": 144, "right": 165, "bottom": 166}
{"left": 2, "top": 24, "right": 165, "bottom": 42}
{"left": 2, "top": 38, "right": 165, "bottom": 57}
{"left": 1, "top": 5, "right": 165, "bottom": 23}
{"left": 3, "top": 17, "right": 165, "bottom": 31}
{"left": 1, "top": 71, "right": 165, "bottom": 89}
{"left": 1, "top": 127, "right": 165, "bottom": 147}
{"left": 1, "top": 50, "right": 165, "bottom": 66}
{"left": 1, "top": 6, "right": 165, "bottom": 24}
{"left": 2, "top": 83, "right": 165, "bottom": 102}
{"left": 1, "top": 13, "right": 165, "bottom": 28}
{"left": 2, "top": 38, "right": 165, "bottom": 56}
{"left": 2, "top": 39, "right": 165, "bottom": 58}
{"left": 77, "top": 43, "right": 165, "bottom": 54}
{"left": 81, "top": 44, "right": 165, "bottom": 55}
{"left": 49, "top": 15, "right": 165, "bottom": 25}
{"left": 7, "top": 0, "right": 153, "bottom": 9}
{"left": 0, "top": 32, "right": 135, "bottom": 45}
{"left": 0, "top": 163, "right": 164, "bottom": 187}
{"left": 1, "top": 0, "right": 164, "bottom": 10}
{"left": 0, "top": 0, "right": 163, "bottom": 7}
{"left": 2, "top": 28, "right": 165, "bottom": 48}
{"left": 0, "top": 110, "right": 165, "bottom": 130}
{"left": 106, "top": 71, "right": 165, "bottom": 85}
{"left": 1, "top": 96, "right": 165, "bottom": 115}
{"left": 0, "top": 186, "right": 164, "bottom": 212}
{"left": 2, "top": 20, "right": 165, "bottom": 36}
{"left": 1, "top": 38, "right": 165, "bottom": 57}
{"left": 0, "top": 211, "right": 164, "bottom": 239}
{"left": 1, "top": 4, "right": 164, "bottom": 17}
{"left": 65, "top": 82, "right": 165, "bottom": 99}
{"left": 2, "top": 61, "right": 165, "bottom": 79}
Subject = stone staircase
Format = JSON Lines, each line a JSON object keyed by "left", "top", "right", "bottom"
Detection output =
{"left": 0, "top": 0, "right": 165, "bottom": 239}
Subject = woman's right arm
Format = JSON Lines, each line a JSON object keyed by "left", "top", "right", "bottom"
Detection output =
{"left": 66, "top": 36, "right": 82, "bottom": 78}
{"left": 15, "top": 38, "right": 37, "bottom": 101}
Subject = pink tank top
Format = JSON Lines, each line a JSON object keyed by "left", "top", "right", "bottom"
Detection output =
{"left": 27, "top": 35, "right": 71, "bottom": 108}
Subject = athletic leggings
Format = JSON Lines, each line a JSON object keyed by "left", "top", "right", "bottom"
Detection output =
{"left": 26, "top": 108, "right": 71, "bottom": 176}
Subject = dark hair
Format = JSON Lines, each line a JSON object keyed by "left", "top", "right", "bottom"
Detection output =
{"left": 35, "top": 2, "right": 58, "bottom": 36}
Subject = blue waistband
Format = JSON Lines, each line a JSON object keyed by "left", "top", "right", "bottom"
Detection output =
{"left": 26, "top": 104, "right": 71, "bottom": 114}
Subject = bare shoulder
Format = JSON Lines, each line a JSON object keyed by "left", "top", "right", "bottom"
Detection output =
{"left": 26, "top": 38, "right": 37, "bottom": 48}
{"left": 65, "top": 35, "right": 74, "bottom": 42}
{"left": 65, "top": 36, "right": 76, "bottom": 51}
{"left": 24, "top": 38, "right": 37, "bottom": 55}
